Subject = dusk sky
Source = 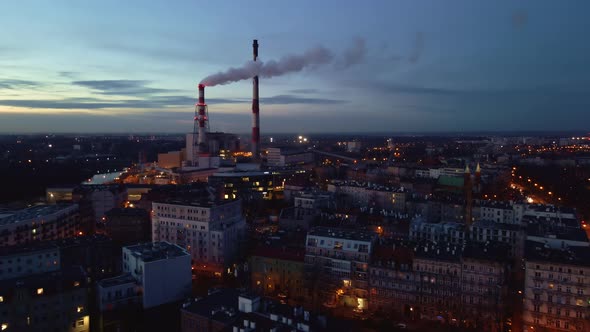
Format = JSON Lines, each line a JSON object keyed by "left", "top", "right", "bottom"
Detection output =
{"left": 1, "top": 1, "right": 588, "bottom": 133}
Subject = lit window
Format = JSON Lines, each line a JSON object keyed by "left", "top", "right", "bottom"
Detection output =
{"left": 77, "top": 306, "right": 84, "bottom": 313}
{"left": 0, "top": 296, "right": 3, "bottom": 302}
{"left": 36, "top": 288, "right": 43, "bottom": 295}
{"left": 73, "top": 281, "right": 80, "bottom": 287}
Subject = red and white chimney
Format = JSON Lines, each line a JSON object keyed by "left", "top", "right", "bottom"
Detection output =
{"left": 252, "top": 39, "right": 260, "bottom": 160}
{"left": 197, "top": 84, "right": 207, "bottom": 154}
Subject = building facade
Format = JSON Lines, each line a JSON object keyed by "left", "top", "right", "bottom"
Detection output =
{"left": 305, "top": 227, "right": 377, "bottom": 310}
{"left": 122, "top": 242, "right": 191, "bottom": 309}
{"left": 0, "top": 266, "right": 89, "bottom": 332}
{"left": 523, "top": 241, "right": 590, "bottom": 332}
{"left": 151, "top": 199, "right": 246, "bottom": 274}
{"left": 250, "top": 247, "right": 306, "bottom": 304}
{"left": 0, "top": 204, "right": 81, "bottom": 247}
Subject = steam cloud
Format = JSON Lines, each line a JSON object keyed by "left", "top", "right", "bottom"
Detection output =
{"left": 201, "top": 38, "right": 366, "bottom": 87}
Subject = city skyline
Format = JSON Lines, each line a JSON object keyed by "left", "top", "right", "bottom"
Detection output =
{"left": 1, "top": 0, "right": 589, "bottom": 133}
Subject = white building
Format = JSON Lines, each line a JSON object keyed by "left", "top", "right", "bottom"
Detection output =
{"left": 0, "top": 243, "right": 60, "bottom": 280}
{"left": 479, "top": 201, "right": 520, "bottom": 224}
{"left": 267, "top": 147, "right": 314, "bottom": 167}
{"left": 123, "top": 242, "right": 191, "bottom": 308}
{"left": 152, "top": 199, "right": 246, "bottom": 273}
{"left": 293, "top": 192, "right": 332, "bottom": 210}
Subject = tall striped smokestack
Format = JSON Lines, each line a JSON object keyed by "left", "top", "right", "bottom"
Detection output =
{"left": 252, "top": 39, "right": 260, "bottom": 160}
{"left": 197, "top": 84, "right": 207, "bottom": 155}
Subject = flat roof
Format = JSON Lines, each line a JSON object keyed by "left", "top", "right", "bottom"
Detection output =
{"left": 0, "top": 242, "right": 59, "bottom": 257}
{"left": 0, "top": 266, "right": 86, "bottom": 296}
{"left": 307, "top": 226, "right": 376, "bottom": 242}
{"left": 182, "top": 288, "right": 240, "bottom": 322}
{"left": 525, "top": 240, "right": 590, "bottom": 266}
{"left": 124, "top": 241, "right": 188, "bottom": 262}
{"left": 471, "top": 220, "right": 523, "bottom": 231}
{"left": 211, "top": 171, "right": 270, "bottom": 178}
{"left": 0, "top": 203, "right": 77, "bottom": 226}
{"left": 154, "top": 198, "right": 239, "bottom": 208}
{"left": 98, "top": 273, "right": 136, "bottom": 288}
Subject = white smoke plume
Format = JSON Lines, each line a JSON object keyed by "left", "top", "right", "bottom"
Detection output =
{"left": 201, "top": 39, "right": 366, "bottom": 87}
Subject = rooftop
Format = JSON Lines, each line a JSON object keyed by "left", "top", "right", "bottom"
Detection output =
{"left": 211, "top": 171, "right": 271, "bottom": 178}
{"left": 526, "top": 223, "right": 589, "bottom": 243}
{"left": 105, "top": 207, "right": 150, "bottom": 218}
{"left": 182, "top": 288, "right": 240, "bottom": 322}
{"left": 0, "top": 203, "right": 78, "bottom": 226}
{"left": 0, "top": 241, "right": 59, "bottom": 257}
{"left": 526, "top": 204, "right": 576, "bottom": 214}
{"left": 124, "top": 241, "right": 188, "bottom": 262}
{"left": 307, "top": 226, "right": 377, "bottom": 242}
{"left": 252, "top": 246, "right": 305, "bottom": 262}
{"left": 0, "top": 266, "right": 87, "bottom": 297}
{"left": 329, "top": 180, "right": 407, "bottom": 193}
{"left": 525, "top": 240, "right": 590, "bottom": 266}
{"left": 97, "top": 273, "right": 137, "bottom": 288}
{"left": 154, "top": 197, "right": 239, "bottom": 208}
{"left": 479, "top": 200, "right": 514, "bottom": 210}
{"left": 471, "top": 220, "right": 523, "bottom": 231}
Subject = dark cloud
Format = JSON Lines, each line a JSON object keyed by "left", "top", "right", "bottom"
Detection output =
{"left": 408, "top": 32, "right": 424, "bottom": 63}
{"left": 72, "top": 79, "right": 175, "bottom": 96}
{"left": 261, "top": 95, "right": 347, "bottom": 105}
{"left": 288, "top": 89, "right": 319, "bottom": 94}
{"left": 0, "top": 79, "right": 43, "bottom": 89}
{"left": 0, "top": 93, "right": 343, "bottom": 110}
{"left": 0, "top": 95, "right": 199, "bottom": 109}
{"left": 369, "top": 82, "right": 460, "bottom": 96}
{"left": 512, "top": 10, "right": 528, "bottom": 29}
{"left": 339, "top": 37, "right": 367, "bottom": 68}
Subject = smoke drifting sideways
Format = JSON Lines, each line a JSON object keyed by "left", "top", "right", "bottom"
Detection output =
{"left": 201, "top": 38, "right": 367, "bottom": 87}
